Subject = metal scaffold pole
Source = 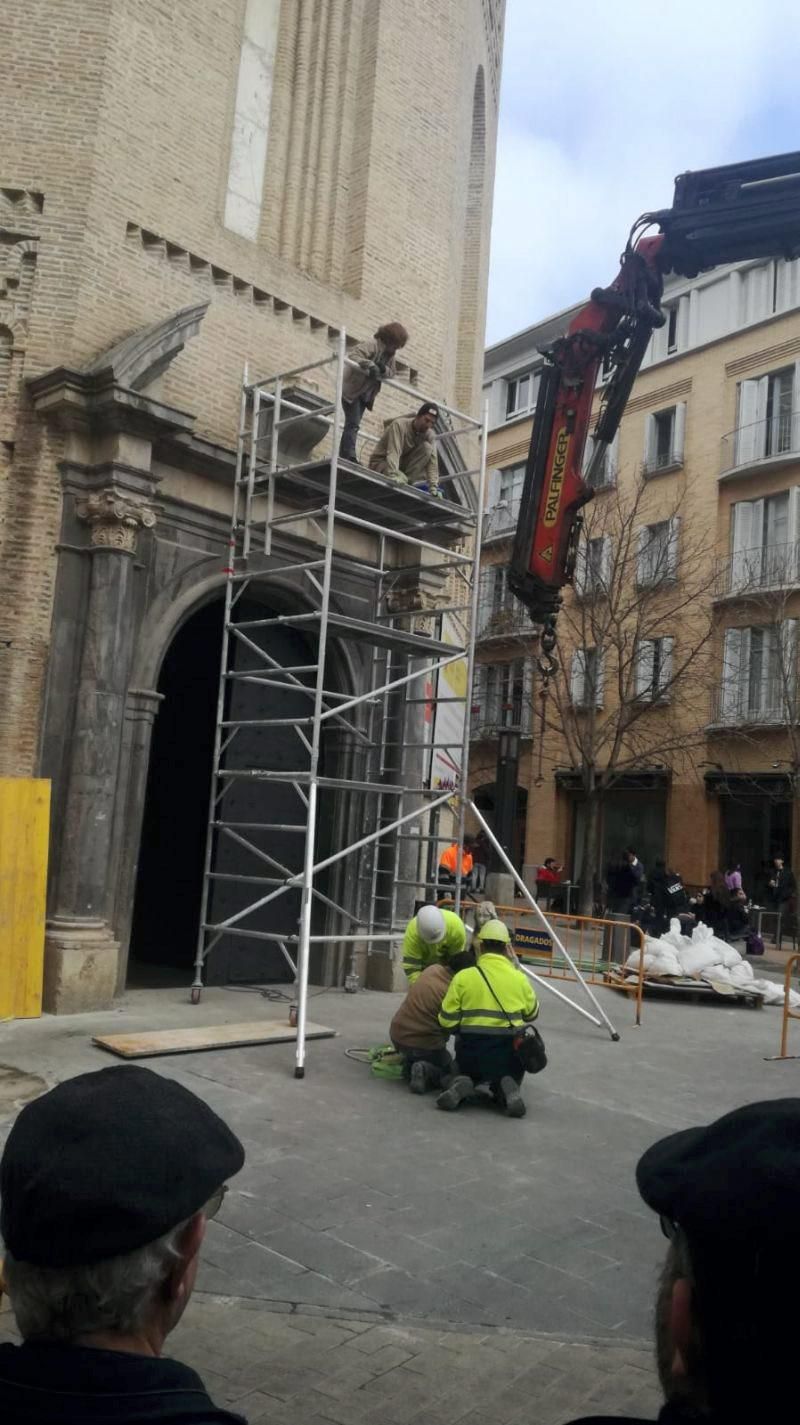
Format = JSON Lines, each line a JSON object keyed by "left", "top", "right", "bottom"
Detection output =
{"left": 294, "top": 330, "right": 346, "bottom": 1078}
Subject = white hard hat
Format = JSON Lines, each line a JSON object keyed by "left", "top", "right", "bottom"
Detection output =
{"left": 416, "top": 905, "right": 446, "bottom": 944}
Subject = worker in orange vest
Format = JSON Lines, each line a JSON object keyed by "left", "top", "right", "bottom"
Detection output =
{"left": 438, "top": 836, "right": 475, "bottom": 896}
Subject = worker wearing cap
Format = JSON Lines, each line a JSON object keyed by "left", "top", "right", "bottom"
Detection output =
{"left": 0, "top": 1065, "right": 245, "bottom": 1424}
{"left": 565, "top": 1097, "right": 800, "bottom": 1425}
{"left": 401, "top": 904, "right": 467, "bottom": 984}
{"left": 436, "top": 919, "right": 538, "bottom": 1118}
{"left": 369, "top": 403, "right": 441, "bottom": 492}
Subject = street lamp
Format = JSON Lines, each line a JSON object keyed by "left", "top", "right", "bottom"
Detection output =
{"left": 493, "top": 725, "right": 521, "bottom": 870}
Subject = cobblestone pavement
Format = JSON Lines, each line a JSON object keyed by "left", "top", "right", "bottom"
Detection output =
{"left": 1, "top": 1291, "right": 662, "bottom": 1424}
{"left": 1, "top": 974, "right": 793, "bottom": 1419}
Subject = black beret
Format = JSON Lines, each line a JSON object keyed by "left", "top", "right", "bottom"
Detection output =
{"left": 0, "top": 1065, "right": 245, "bottom": 1267}
{"left": 636, "top": 1097, "right": 800, "bottom": 1250}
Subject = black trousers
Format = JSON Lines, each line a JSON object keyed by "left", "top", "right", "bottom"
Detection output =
{"left": 392, "top": 1043, "right": 452, "bottom": 1083}
{"left": 454, "top": 1034, "right": 525, "bottom": 1088}
{"left": 340, "top": 396, "right": 369, "bottom": 460}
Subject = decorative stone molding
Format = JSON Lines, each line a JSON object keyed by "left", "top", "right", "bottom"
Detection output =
{"left": 124, "top": 221, "right": 419, "bottom": 384}
{"left": 77, "top": 490, "right": 157, "bottom": 551}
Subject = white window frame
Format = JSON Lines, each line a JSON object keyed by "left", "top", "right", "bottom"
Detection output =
{"left": 634, "top": 636, "right": 674, "bottom": 703}
{"left": 505, "top": 368, "right": 540, "bottom": 421}
{"left": 582, "top": 429, "right": 619, "bottom": 490}
{"left": 570, "top": 647, "right": 604, "bottom": 709}
{"left": 720, "top": 621, "right": 798, "bottom": 724}
{"left": 643, "top": 402, "right": 686, "bottom": 476}
{"left": 637, "top": 517, "right": 680, "bottom": 588}
{"left": 734, "top": 362, "right": 800, "bottom": 466}
{"left": 574, "top": 534, "right": 612, "bottom": 599}
{"left": 730, "top": 488, "right": 800, "bottom": 591}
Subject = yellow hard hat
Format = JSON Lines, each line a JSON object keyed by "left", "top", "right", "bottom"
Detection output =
{"left": 475, "top": 919, "right": 511, "bottom": 944}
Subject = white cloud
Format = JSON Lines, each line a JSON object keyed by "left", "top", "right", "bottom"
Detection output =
{"left": 487, "top": 0, "right": 800, "bottom": 342}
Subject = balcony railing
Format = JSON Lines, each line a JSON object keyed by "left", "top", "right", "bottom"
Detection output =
{"left": 715, "top": 540, "right": 800, "bottom": 597}
{"left": 710, "top": 682, "right": 797, "bottom": 727}
{"left": 470, "top": 700, "right": 533, "bottom": 740}
{"left": 721, "top": 410, "right": 800, "bottom": 476}
{"left": 482, "top": 497, "right": 521, "bottom": 542}
{"left": 476, "top": 597, "right": 537, "bottom": 641}
{"left": 643, "top": 446, "right": 682, "bottom": 478}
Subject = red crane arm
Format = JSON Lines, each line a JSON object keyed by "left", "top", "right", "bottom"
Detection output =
{"left": 508, "top": 149, "right": 800, "bottom": 628}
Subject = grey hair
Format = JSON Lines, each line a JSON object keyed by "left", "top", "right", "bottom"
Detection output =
{"left": 3, "top": 1220, "right": 189, "bottom": 1341}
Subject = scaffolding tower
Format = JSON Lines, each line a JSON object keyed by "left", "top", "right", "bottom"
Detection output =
{"left": 192, "top": 333, "right": 487, "bottom": 1074}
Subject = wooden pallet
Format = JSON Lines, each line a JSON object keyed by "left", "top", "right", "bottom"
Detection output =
{"left": 93, "top": 1020, "right": 337, "bottom": 1060}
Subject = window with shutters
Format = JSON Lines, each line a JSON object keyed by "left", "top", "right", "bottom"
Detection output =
{"left": 731, "top": 364, "right": 800, "bottom": 469}
{"left": 485, "top": 461, "right": 525, "bottom": 539}
{"left": 476, "top": 566, "right": 535, "bottom": 639}
{"left": 471, "top": 660, "right": 534, "bottom": 737}
{"left": 582, "top": 429, "right": 619, "bottom": 490}
{"left": 505, "top": 368, "right": 540, "bottom": 420}
{"left": 575, "top": 534, "right": 612, "bottom": 598}
{"left": 718, "top": 622, "right": 798, "bottom": 725}
{"left": 637, "top": 518, "right": 680, "bottom": 587}
{"left": 634, "top": 637, "right": 674, "bottom": 703}
{"left": 643, "top": 402, "right": 686, "bottom": 476}
{"left": 570, "top": 647, "right": 604, "bottom": 709}
{"left": 729, "top": 489, "right": 800, "bottom": 592}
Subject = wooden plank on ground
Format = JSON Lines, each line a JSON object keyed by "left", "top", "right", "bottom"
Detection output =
{"left": 93, "top": 1020, "right": 336, "bottom": 1060}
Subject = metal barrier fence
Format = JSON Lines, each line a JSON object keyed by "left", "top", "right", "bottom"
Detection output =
{"left": 442, "top": 901, "right": 647, "bottom": 1026}
{"left": 500, "top": 904, "right": 647, "bottom": 1026}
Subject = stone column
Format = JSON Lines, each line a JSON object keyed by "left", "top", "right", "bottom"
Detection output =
{"left": 111, "top": 687, "right": 165, "bottom": 993}
{"left": 43, "top": 490, "right": 156, "bottom": 1013}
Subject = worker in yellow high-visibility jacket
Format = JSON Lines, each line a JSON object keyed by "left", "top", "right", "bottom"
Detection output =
{"left": 436, "top": 919, "right": 538, "bottom": 1119}
{"left": 401, "top": 905, "right": 467, "bottom": 984}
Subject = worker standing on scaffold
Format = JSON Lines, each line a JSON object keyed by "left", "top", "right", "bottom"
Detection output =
{"left": 401, "top": 905, "right": 467, "bottom": 985}
{"left": 339, "top": 321, "right": 409, "bottom": 463}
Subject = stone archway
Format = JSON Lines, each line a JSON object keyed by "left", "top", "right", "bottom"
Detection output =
{"left": 116, "top": 572, "right": 362, "bottom": 992}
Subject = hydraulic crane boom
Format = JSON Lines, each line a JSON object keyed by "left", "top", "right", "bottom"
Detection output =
{"left": 509, "top": 150, "right": 800, "bottom": 628}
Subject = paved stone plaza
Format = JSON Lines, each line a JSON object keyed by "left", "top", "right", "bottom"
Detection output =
{"left": 1, "top": 975, "right": 796, "bottom": 1421}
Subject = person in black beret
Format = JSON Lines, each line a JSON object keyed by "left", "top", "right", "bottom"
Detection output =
{"left": 0, "top": 1065, "right": 245, "bottom": 1424}
{"left": 564, "top": 1097, "right": 800, "bottom": 1425}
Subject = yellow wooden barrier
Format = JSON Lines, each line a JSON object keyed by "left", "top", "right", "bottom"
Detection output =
{"left": 0, "top": 778, "right": 50, "bottom": 1021}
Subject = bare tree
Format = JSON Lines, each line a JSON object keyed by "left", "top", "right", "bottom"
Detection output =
{"left": 542, "top": 476, "right": 718, "bottom": 914}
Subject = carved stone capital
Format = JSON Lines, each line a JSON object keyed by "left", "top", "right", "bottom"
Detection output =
{"left": 77, "top": 489, "right": 157, "bottom": 551}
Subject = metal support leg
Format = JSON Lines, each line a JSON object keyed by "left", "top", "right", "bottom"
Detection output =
{"left": 466, "top": 798, "right": 621, "bottom": 1041}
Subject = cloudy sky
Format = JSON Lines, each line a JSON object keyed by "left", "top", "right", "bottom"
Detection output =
{"left": 486, "top": 0, "right": 800, "bottom": 345}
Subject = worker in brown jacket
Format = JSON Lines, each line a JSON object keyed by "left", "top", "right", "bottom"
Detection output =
{"left": 389, "top": 951, "right": 473, "bottom": 1094}
{"left": 339, "top": 321, "right": 408, "bottom": 463}
{"left": 369, "top": 404, "right": 441, "bottom": 493}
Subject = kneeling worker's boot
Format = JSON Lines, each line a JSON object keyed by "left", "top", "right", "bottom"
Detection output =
{"left": 435, "top": 1075, "right": 473, "bottom": 1112}
{"left": 499, "top": 1076, "right": 526, "bottom": 1119}
{"left": 409, "top": 1060, "right": 437, "bottom": 1095}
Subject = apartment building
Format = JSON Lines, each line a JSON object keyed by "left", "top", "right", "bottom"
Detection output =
{"left": 476, "top": 257, "right": 800, "bottom": 895}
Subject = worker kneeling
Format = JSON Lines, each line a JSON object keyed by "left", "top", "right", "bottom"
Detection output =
{"left": 402, "top": 904, "right": 467, "bottom": 984}
{"left": 436, "top": 920, "right": 539, "bottom": 1119}
{"left": 389, "top": 952, "right": 474, "bottom": 1094}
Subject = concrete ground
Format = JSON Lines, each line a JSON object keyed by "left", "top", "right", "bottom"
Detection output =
{"left": 1, "top": 970, "right": 797, "bottom": 1422}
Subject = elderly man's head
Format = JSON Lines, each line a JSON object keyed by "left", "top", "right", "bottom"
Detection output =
{"left": 0, "top": 1066, "right": 244, "bottom": 1348}
{"left": 638, "top": 1099, "right": 800, "bottom": 1418}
